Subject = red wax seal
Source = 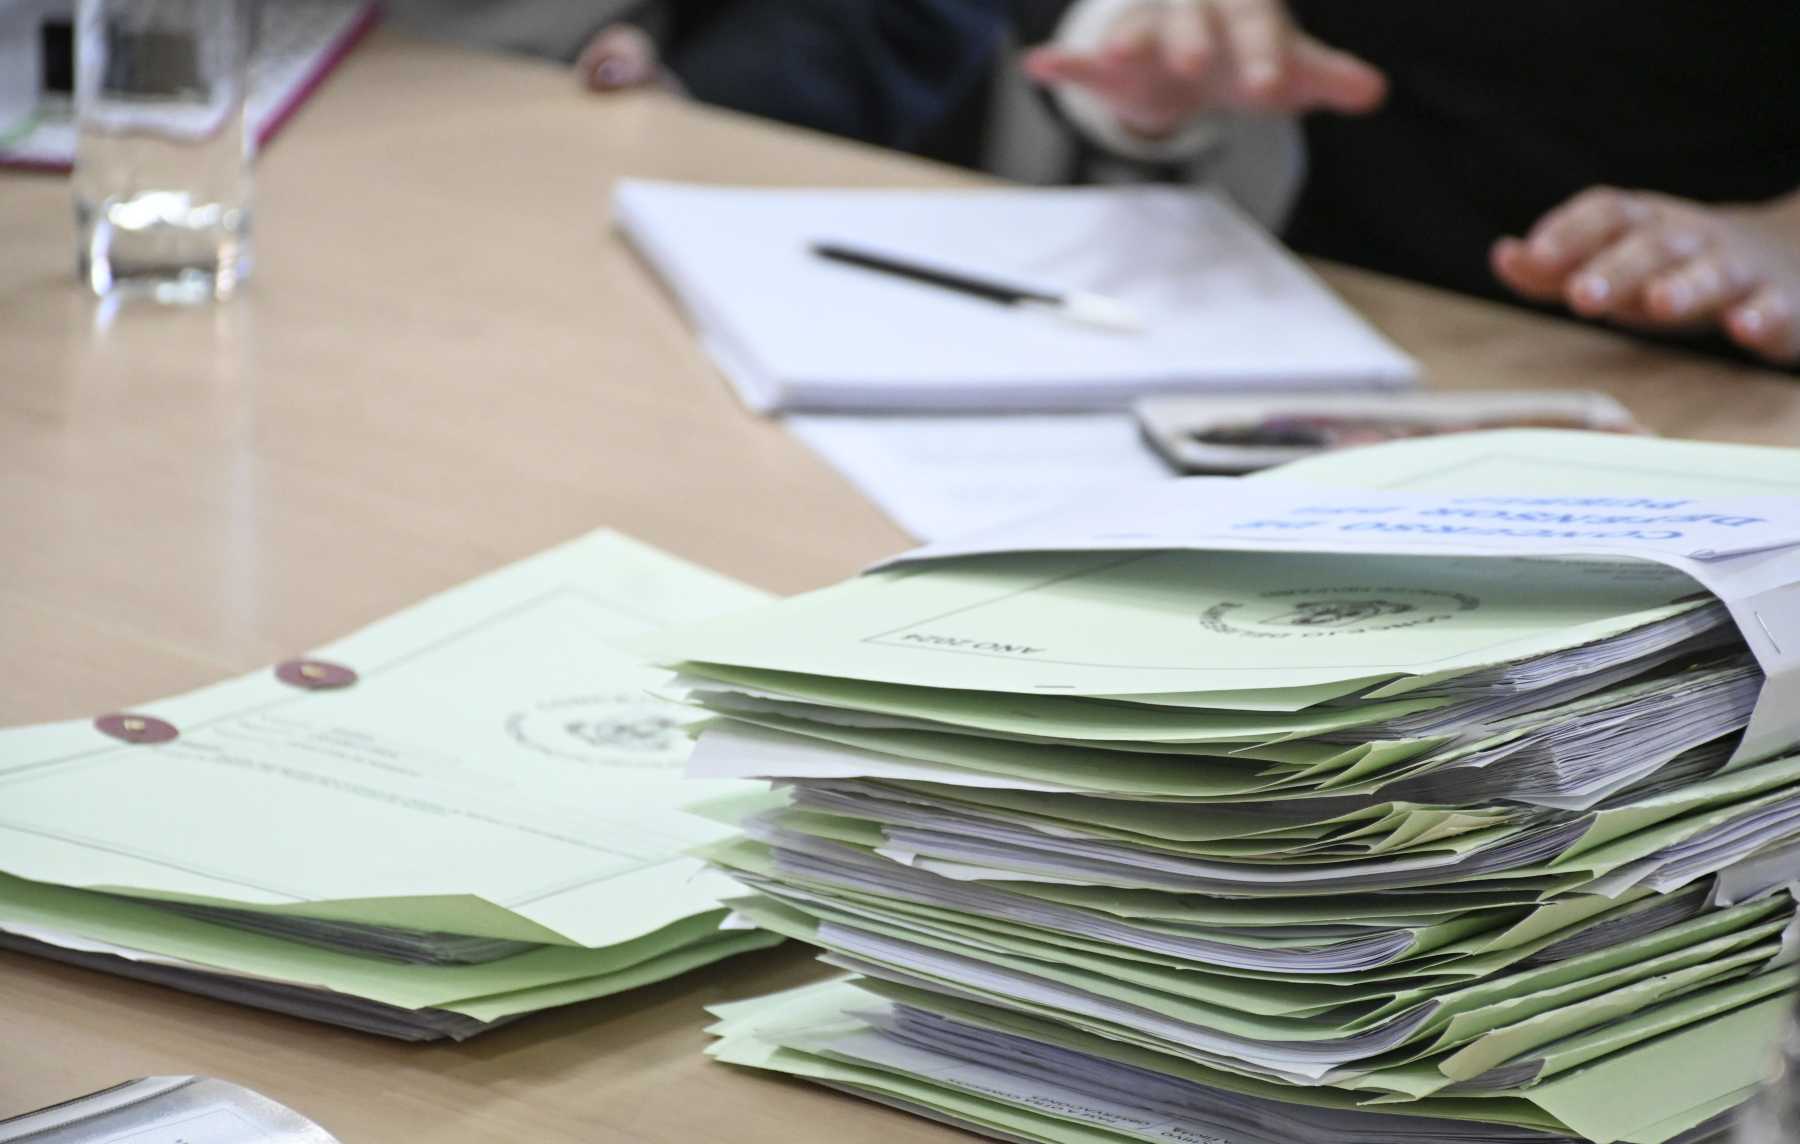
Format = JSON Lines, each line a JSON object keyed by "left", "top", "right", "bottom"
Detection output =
{"left": 95, "top": 713, "right": 178, "bottom": 744}
{"left": 275, "top": 659, "right": 358, "bottom": 690}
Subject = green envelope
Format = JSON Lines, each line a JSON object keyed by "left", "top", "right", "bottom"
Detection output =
{"left": 646, "top": 549, "right": 1702, "bottom": 698}
{"left": 706, "top": 977, "right": 1768, "bottom": 1144}
{"left": 0, "top": 871, "right": 777, "bottom": 1013}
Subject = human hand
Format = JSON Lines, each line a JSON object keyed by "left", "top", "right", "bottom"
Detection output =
{"left": 1021, "top": 0, "right": 1386, "bottom": 139}
{"left": 1493, "top": 188, "right": 1800, "bottom": 366}
{"left": 576, "top": 24, "right": 663, "bottom": 92}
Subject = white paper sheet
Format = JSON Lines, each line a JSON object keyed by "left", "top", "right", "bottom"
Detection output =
{"left": 885, "top": 480, "right": 1800, "bottom": 566}
{"left": 785, "top": 414, "right": 1170, "bottom": 541}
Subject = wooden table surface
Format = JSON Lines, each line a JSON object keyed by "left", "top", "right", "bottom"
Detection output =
{"left": 2, "top": 32, "right": 1796, "bottom": 1143}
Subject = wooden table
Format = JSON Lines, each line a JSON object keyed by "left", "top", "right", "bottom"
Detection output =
{"left": 2, "top": 32, "right": 1796, "bottom": 1143}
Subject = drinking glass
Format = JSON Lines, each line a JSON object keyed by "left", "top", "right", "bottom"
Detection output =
{"left": 73, "top": 0, "right": 253, "bottom": 302}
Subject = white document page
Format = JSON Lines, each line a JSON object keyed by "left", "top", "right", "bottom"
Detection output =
{"left": 889, "top": 479, "right": 1800, "bottom": 567}
{"left": 614, "top": 180, "right": 1417, "bottom": 412}
{"left": 785, "top": 413, "right": 1171, "bottom": 540}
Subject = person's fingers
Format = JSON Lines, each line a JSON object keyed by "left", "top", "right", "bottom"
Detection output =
{"left": 1157, "top": 1, "right": 1215, "bottom": 78}
{"left": 1021, "top": 47, "right": 1113, "bottom": 87}
{"left": 1102, "top": 4, "right": 1163, "bottom": 65}
{"left": 1028, "top": 51, "right": 1170, "bottom": 128}
{"left": 1021, "top": 45, "right": 1077, "bottom": 82}
{"left": 1216, "top": 0, "right": 1287, "bottom": 101}
{"left": 1492, "top": 236, "right": 1569, "bottom": 302}
{"left": 1521, "top": 187, "right": 1646, "bottom": 274}
{"left": 577, "top": 25, "right": 657, "bottom": 90}
{"left": 1643, "top": 254, "right": 1758, "bottom": 325}
{"left": 580, "top": 48, "right": 640, "bottom": 91}
{"left": 1565, "top": 224, "right": 1700, "bottom": 318}
{"left": 1726, "top": 284, "right": 1800, "bottom": 365}
{"left": 1286, "top": 38, "right": 1386, "bottom": 113}
{"left": 576, "top": 34, "right": 614, "bottom": 87}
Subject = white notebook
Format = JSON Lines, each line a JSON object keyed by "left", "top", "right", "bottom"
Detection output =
{"left": 613, "top": 179, "right": 1417, "bottom": 413}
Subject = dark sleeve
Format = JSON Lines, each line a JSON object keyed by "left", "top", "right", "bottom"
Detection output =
{"left": 665, "top": 0, "right": 1008, "bottom": 151}
{"left": 1008, "top": 0, "right": 1070, "bottom": 47}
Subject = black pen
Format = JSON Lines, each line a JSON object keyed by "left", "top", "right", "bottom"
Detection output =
{"left": 811, "top": 241, "right": 1144, "bottom": 333}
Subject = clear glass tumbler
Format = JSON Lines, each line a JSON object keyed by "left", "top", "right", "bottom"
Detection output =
{"left": 73, "top": 0, "right": 253, "bottom": 302}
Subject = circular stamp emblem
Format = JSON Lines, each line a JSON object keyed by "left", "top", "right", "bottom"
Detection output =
{"left": 1200, "top": 586, "right": 1478, "bottom": 639}
{"left": 94, "top": 713, "right": 179, "bottom": 744}
{"left": 505, "top": 693, "right": 690, "bottom": 769}
{"left": 275, "top": 659, "right": 358, "bottom": 690}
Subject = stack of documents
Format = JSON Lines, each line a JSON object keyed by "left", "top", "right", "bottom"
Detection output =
{"left": 614, "top": 180, "right": 1417, "bottom": 413}
{"left": 783, "top": 412, "right": 1171, "bottom": 541}
{"left": 0, "top": 532, "right": 780, "bottom": 1040}
{"left": 646, "top": 431, "right": 1800, "bottom": 1143}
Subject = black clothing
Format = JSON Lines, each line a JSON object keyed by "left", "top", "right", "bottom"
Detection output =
{"left": 1284, "top": 1, "right": 1800, "bottom": 305}
{"left": 1013, "top": 1, "right": 1800, "bottom": 319}
{"left": 662, "top": 0, "right": 1007, "bottom": 154}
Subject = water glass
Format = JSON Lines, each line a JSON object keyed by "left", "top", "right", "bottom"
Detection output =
{"left": 73, "top": 0, "right": 254, "bottom": 302}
